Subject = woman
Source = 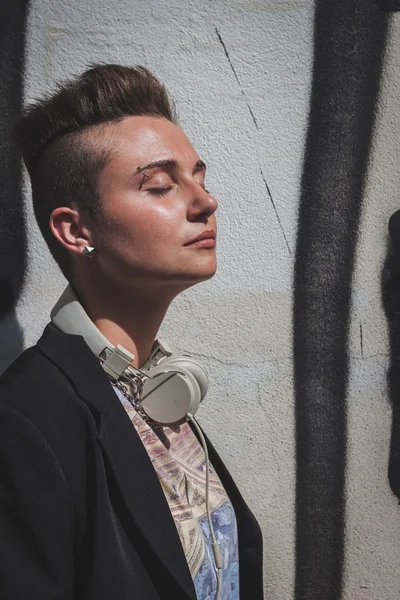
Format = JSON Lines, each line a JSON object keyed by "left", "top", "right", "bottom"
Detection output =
{"left": 0, "top": 64, "right": 263, "bottom": 600}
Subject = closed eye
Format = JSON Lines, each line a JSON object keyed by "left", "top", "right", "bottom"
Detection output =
{"left": 146, "top": 183, "right": 209, "bottom": 197}
{"left": 146, "top": 186, "right": 173, "bottom": 197}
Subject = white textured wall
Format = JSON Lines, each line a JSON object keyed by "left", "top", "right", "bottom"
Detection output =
{"left": 345, "top": 17, "right": 400, "bottom": 600}
{"left": 5, "top": 1, "right": 400, "bottom": 598}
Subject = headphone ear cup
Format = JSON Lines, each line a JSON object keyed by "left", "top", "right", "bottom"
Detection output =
{"left": 140, "top": 363, "right": 202, "bottom": 427}
{"left": 164, "top": 357, "right": 209, "bottom": 401}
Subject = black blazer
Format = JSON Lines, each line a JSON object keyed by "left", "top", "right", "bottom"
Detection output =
{"left": 0, "top": 323, "right": 263, "bottom": 600}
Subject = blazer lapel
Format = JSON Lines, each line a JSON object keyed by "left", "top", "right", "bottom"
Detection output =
{"left": 37, "top": 324, "right": 196, "bottom": 600}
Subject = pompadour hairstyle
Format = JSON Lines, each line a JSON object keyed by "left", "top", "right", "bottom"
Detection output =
{"left": 13, "top": 64, "right": 177, "bottom": 280}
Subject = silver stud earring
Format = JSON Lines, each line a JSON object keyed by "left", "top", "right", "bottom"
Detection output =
{"left": 82, "top": 246, "right": 95, "bottom": 257}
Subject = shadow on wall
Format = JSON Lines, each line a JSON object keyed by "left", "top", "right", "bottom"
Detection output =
{"left": 293, "top": 1, "right": 389, "bottom": 599}
{"left": 377, "top": 0, "right": 400, "bottom": 10}
{"left": 0, "top": 1, "right": 29, "bottom": 374}
{"left": 382, "top": 211, "right": 400, "bottom": 501}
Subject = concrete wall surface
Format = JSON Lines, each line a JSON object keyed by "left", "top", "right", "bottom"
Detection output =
{"left": 1, "top": 1, "right": 400, "bottom": 599}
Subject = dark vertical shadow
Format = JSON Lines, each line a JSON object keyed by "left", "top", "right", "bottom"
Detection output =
{"left": 377, "top": 0, "right": 400, "bottom": 11}
{"left": 382, "top": 212, "right": 400, "bottom": 500}
{"left": 293, "top": 1, "right": 389, "bottom": 599}
{"left": 0, "top": 1, "right": 29, "bottom": 372}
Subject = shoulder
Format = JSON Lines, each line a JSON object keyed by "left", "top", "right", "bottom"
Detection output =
{"left": 0, "top": 339, "right": 98, "bottom": 483}
{"left": 0, "top": 334, "right": 101, "bottom": 527}
{"left": 0, "top": 342, "right": 94, "bottom": 435}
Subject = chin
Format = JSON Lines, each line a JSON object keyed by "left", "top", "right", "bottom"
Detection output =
{"left": 185, "top": 267, "right": 217, "bottom": 284}
{"left": 191, "top": 259, "right": 217, "bottom": 279}
{"left": 167, "top": 266, "right": 216, "bottom": 289}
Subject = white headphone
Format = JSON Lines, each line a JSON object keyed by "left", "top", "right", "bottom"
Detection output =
{"left": 50, "top": 285, "right": 209, "bottom": 427}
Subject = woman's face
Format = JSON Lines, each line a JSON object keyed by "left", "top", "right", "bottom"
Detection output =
{"left": 92, "top": 115, "right": 218, "bottom": 293}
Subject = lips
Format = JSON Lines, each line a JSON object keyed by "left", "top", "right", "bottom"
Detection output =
{"left": 184, "top": 230, "right": 216, "bottom": 246}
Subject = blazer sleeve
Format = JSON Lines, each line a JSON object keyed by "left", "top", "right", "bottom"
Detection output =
{"left": 0, "top": 405, "right": 75, "bottom": 599}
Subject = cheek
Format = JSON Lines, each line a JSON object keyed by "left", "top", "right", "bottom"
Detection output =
{"left": 99, "top": 202, "right": 183, "bottom": 254}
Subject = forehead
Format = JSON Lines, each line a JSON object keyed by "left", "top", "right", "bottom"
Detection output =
{"left": 101, "top": 115, "right": 198, "bottom": 167}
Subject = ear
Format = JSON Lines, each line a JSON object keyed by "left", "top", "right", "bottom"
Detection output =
{"left": 49, "top": 207, "right": 94, "bottom": 258}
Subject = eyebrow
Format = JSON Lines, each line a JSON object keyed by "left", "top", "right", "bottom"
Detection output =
{"left": 136, "top": 158, "right": 206, "bottom": 174}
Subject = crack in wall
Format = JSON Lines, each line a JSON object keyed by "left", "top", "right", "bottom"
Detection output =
{"left": 214, "top": 26, "right": 291, "bottom": 257}
{"left": 215, "top": 26, "right": 259, "bottom": 131}
{"left": 261, "top": 168, "right": 291, "bottom": 255}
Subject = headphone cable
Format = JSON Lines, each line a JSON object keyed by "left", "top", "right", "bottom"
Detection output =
{"left": 188, "top": 414, "right": 223, "bottom": 600}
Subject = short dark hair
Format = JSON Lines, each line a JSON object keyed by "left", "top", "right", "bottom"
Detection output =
{"left": 14, "top": 64, "right": 177, "bottom": 280}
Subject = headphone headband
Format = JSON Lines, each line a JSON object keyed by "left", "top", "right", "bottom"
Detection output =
{"left": 51, "top": 285, "right": 209, "bottom": 426}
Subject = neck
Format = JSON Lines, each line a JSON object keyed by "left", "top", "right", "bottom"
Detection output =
{"left": 74, "top": 276, "right": 175, "bottom": 368}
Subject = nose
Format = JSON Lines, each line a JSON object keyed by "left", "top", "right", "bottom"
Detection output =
{"left": 187, "top": 184, "right": 218, "bottom": 223}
